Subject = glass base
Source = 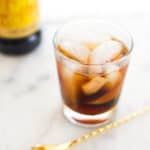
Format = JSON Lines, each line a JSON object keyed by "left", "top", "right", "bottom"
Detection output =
{"left": 63, "top": 105, "right": 116, "bottom": 128}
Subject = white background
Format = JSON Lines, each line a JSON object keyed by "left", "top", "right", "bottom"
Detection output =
{"left": 39, "top": 0, "right": 150, "bottom": 21}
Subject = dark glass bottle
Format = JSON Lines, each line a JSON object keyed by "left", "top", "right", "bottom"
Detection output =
{"left": 0, "top": 0, "right": 41, "bottom": 55}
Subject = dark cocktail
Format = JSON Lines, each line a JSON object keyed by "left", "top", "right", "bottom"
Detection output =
{"left": 53, "top": 20, "right": 133, "bottom": 127}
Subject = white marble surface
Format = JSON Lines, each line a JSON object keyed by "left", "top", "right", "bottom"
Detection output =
{"left": 0, "top": 15, "right": 150, "bottom": 150}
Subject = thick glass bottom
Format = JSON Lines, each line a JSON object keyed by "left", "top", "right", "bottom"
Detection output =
{"left": 63, "top": 104, "right": 116, "bottom": 128}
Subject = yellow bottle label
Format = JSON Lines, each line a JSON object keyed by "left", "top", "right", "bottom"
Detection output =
{"left": 0, "top": 0, "right": 39, "bottom": 39}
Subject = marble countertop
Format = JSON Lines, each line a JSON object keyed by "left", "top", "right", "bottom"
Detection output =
{"left": 0, "top": 15, "right": 150, "bottom": 150}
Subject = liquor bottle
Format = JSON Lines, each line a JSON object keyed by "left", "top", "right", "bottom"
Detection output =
{"left": 0, "top": 0, "right": 41, "bottom": 55}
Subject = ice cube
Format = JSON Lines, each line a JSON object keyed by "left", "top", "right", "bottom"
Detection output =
{"left": 90, "top": 33, "right": 112, "bottom": 43}
{"left": 84, "top": 42, "right": 100, "bottom": 51}
{"left": 89, "top": 40, "right": 123, "bottom": 65}
{"left": 104, "top": 71, "right": 122, "bottom": 90}
{"left": 83, "top": 33, "right": 112, "bottom": 51}
{"left": 85, "top": 81, "right": 122, "bottom": 105}
{"left": 59, "top": 64, "right": 86, "bottom": 107}
{"left": 104, "top": 64, "right": 119, "bottom": 74}
{"left": 59, "top": 65, "right": 77, "bottom": 105}
{"left": 88, "top": 65, "right": 103, "bottom": 74}
{"left": 58, "top": 40, "right": 90, "bottom": 64}
{"left": 82, "top": 76, "right": 107, "bottom": 95}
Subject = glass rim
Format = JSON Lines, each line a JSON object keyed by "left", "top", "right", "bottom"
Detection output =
{"left": 53, "top": 19, "right": 134, "bottom": 67}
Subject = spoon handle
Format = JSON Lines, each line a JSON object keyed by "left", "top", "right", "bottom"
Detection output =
{"left": 69, "top": 106, "right": 150, "bottom": 149}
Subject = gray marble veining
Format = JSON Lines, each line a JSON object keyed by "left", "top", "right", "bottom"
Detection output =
{"left": 0, "top": 16, "right": 150, "bottom": 150}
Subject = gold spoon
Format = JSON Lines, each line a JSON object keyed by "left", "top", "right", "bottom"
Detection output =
{"left": 32, "top": 105, "right": 150, "bottom": 150}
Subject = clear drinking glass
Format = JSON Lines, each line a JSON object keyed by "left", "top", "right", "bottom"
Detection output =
{"left": 53, "top": 19, "right": 133, "bottom": 127}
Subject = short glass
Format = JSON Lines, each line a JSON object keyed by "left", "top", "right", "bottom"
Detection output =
{"left": 53, "top": 19, "right": 133, "bottom": 127}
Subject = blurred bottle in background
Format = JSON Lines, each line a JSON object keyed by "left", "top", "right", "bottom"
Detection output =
{"left": 0, "top": 0, "right": 41, "bottom": 55}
